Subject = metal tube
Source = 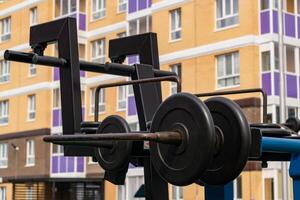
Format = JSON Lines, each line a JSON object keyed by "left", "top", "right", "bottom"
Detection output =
{"left": 262, "top": 137, "right": 300, "bottom": 154}
{"left": 51, "top": 140, "right": 113, "bottom": 148}
{"left": 195, "top": 88, "right": 267, "bottom": 123}
{"left": 4, "top": 50, "right": 176, "bottom": 77}
{"left": 44, "top": 131, "right": 182, "bottom": 145}
{"left": 94, "top": 76, "right": 181, "bottom": 122}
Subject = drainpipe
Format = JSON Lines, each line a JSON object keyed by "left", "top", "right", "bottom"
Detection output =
{"left": 278, "top": 0, "right": 289, "bottom": 199}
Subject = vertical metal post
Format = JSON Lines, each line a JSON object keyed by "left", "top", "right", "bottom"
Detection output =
{"left": 289, "top": 154, "right": 300, "bottom": 199}
{"left": 204, "top": 182, "right": 233, "bottom": 200}
{"left": 278, "top": 0, "right": 289, "bottom": 199}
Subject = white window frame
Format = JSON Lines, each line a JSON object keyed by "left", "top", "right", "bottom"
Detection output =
{"left": 118, "top": 0, "right": 127, "bottom": 13}
{"left": 216, "top": 52, "right": 240, "bottom": 89}
{"left": 0, "top": 60, "right": 10, "bottom": 83}
{"left": 30, "top": 7, "right": 38, "bottom": 26}
{"left": 27, "top": 95, "right": 36, "bottom": 121}
{"left": 0, "top": 100, "right": 9, "bottom": 125}
{"left": 128, "top": 16, "right": 152, "bottom": 36}
{"left": 0, "top": 143, "right": 8, "bottom": 168}
{"left": 216, "top": 0, "right": 239, "bottom": 30}
{"left": 90, "top": 88, "right": 105, "bottom": 115}
{"left": 169, "top": 9, "right": 182, "bottom": 41}
{"left": 92, "top": 0, "right": 106, "bottom": 20}
{"left": 117, "top": 86, "right": 127, "bottom": 111}
{"left": 91, "top": 39, "right": 106, "bottom": 63}
{"left": 0, "top": 17, "right": 11, "bottom": 42}
{"left": 29, "top": 64, "right": 37, "bottom": 77}
{"left": 52, "top": 143, "right": 64, "bottom": 156}
{"left": 0, "top": 187, "right": 6, "bottom": 200}
{"left": 26, "top": 140, "right": 35, "bottom": 166}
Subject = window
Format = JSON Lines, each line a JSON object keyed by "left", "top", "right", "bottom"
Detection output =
{"left": 274, "top": 43, "right": 279, "bottom": 70}
{"left": 28, "top": 95, "right": 36, "bottom": 120}
{"left": 90, "top": 88, "right": 105, "bottom": 114}
{"left": 0, "top": 100, "right": 8, "bottom": 125}
{"left": 264, "top": 178, "right": 275, "bottom": 200}
{"left": 262, "top": 51, "right": 271, "bottom": 71}
{"left": 30, "top": 7, "right": 37, "bottom": 25}
{"left": 0, "top": 143, "right": 7, "bottom": 168}
{"left": 261, "top": 0, "right": 270, "bottom": 10}
{"left": 129, "top": 16, "right": 152, "bottom": 36}
{"left": 117, "top": 86, "right": 127, "bottom": 111}
{"left": 216, "top": 52, "right": 240, "bottom": 88}
{"left": 234, "top": 176, "right": 242, "bottom": 199}
{"left": 118, "top": 0, "right": 127, "bottom": 13}
{"left": 53, "top": 88, "right": 61, "bottom": 108}
{"left": 288, "top": 107, "right": 297, "bottom": 118}
{"left": 119, "top": 171, "right": 144, "bottom": 200}
{"left": 0, "top": 60, "right": 10, "bottom": 83}
{"left": 172, "top": 186, "right": 183, "bottom": 200}
{"left": 29, "top": 64, "right": 37, "bottom": 76}
{"left": 52, "top": 144, "right": 64, "bottom": 155}
{"left": 216, "top": 0, "right": 239, "bottom": 29}
{"left": 286, "top": 45, "right": 295, "bottom": 73}
{"left": 276, "top": 106, "right": 280, "bottom": 123}
{"left": 170, "top": 9, "right": 181, "bottom": 41}
{"left": 170, "top": 64, "right": 181, "bottom": 94}
{"left": 26, "top": 185, "right": 34, "bottom": 200}
{"left": 92, "top": 0, "right": 106, "bottom": 20}
{"left": 0, "top": 187, "right": 6, "bottom": 200}
{"left": 129, "top": 122, "right": 139, "bottom": 131}
{"left": 55, "top": 0, "right": 77, "bottom": 16}
{"left": 92, "top": 39, "right": 105, "bottom": 63}
{"left": 26, "top": 140, "right": 35, "bottom": 166}
{"left": 0, "top": 17, "right": 11, "bottom": 41}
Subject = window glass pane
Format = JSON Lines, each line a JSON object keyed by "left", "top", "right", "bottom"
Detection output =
{"left": 139, "top": 17, "right": 147, "bottom": 34}
{"left": 233, "top": 0, "right": 238, "bottom": 13}
{"left": 286, "top": 45, "right": 295, "bottom": 73}
{"left": 236, "top": 176, "right": 242, "bottom": 198}
{"left": 261, "top": 0, "right": 270, "bottom": 10}
{"left": 217, "top": 0, "right": 223, "bottom": 18}
{"left": 129, "top": 20, "right": 137, "bottom": 36}
{"left": 225, "top": 0, "right": 232, "bottom": 15}
{"left": 274, "top": 43, "right": 279, "bottom": 70}
{"left": 71, "top": 0, "right": 77, "bottom": 12}
{"left": 264, "top": 178, "right": 275, "bottom": 200}
{"left": 262, "top": 51, "right": 271, "bottom": 71}
{"left": 225, "top": 54, "right": 233, "bottom": 75}
{"left": 62, "top": 0, "right": 69, "bottom": 15}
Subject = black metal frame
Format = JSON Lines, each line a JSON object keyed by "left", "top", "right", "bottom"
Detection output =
{"left": 4, "top": 17, "right": 173, "bottom": 200}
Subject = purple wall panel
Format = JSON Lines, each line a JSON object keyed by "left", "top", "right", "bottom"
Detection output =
{"left": 148, "top": 0, "right": 152, "bottom": 6}
{"left": 262, "top": 73, "right": 272, "bottom": 95}
{"left": 60, "top": 156, "right": 67, "bottom": 173}
{"left": 52, "top": 156, "right": 58, "bottom": 173}
{"left": 128, "top": 96, "right": 137, "bottom": 116}
{"left": 138, "top": 0, "right": 147, "bottom": 10}
{"left": 77, "top": 157, "right": 84, "bottom": 172}
{"left": 80, "top": 71, "right": 85, "bottom": 77}
{"left": 298, "top": 17, "right": 300, "bottom": 38}
{"left": 261, "top": 11, "right": 270, "bottom": 34}
{"left": 273, "top": 11, "right": 278, "bottom": 33}
{"left": 274, "top": 72, "right": 280, "bottom": 96}
{"left": 52, "top": 109, "right": 61, "bottom": 127}
{"left": 129, "top": 0, "right": 137, "bottom": 13}
{"left": 54, "top": 68, "right": 60, "bottom": 81}
{"left": 285, "top": 13, "right": 296, "bottom": 37}
{"left": 79, "top": 13, "right": 86, "bottom": 31}
{"left": 67, "top": 157, "right": 75, "bottom": 172}
{"left": 286, "top": 75, "right": 298, "bottom": 98}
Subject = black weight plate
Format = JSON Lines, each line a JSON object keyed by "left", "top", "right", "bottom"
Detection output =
{"left": 94, "top": 115, "right": 132, "bottom": 171}
{"left": 286, "top": 117, "right": 300, "bottom": 132}
{"left": 150, "top": 93, "right": 215, "bottom": 186}
{"left": 198, "top": 97, "right": 251, "bottom": 185}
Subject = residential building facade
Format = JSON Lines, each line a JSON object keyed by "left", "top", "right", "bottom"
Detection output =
{"left": 0, "top": 0, "right": 297, "bottom": 199}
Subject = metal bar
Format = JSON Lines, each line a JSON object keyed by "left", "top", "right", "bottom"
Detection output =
{"left": 262, "top": 137, "right": 300, "bottom": 153}
{"left": 195, "top": 88, "right": 268, "bottom": 123}
{"left": 44, "top": 131, "right": 182, "bottom": 145}
{"left": 51, "top": 140, "right": 113, "bottom": 148}
{"left": 205, "top": 182, "right": 233, "bottom": 200}
{"left": 4, "top": 50, "right": 176, "bottom": 78}
{"left": 94, "top": 76, "right": 181, "bottom": 122}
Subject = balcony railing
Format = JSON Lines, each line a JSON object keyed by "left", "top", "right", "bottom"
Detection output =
{"left": 260, "top": 9, "right": 300, "bottom": 38}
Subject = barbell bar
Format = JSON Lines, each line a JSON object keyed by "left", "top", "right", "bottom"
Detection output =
{"left": 4, "top": 50, "right": 176, "bottom": 77}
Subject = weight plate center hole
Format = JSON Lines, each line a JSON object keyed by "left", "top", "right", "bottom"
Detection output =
{"left": 171, "top": 123, "right": 189, "bottom": 155}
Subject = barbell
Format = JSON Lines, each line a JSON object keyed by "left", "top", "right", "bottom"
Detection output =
{"left": 44, "top": 93, "right": 252, "bottom": 186}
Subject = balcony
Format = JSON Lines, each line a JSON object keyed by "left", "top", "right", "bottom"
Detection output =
{"left": 51, "top": 156, "right": 84, "bottom": 175}
{"left": 128, "top": 0, "right": 152, "bottom": 13}
{"left": 260, "top": 9, "right": 299, "bottom": 38}
{"left": 52, "top": 108, "right": 85, "bottom": 127}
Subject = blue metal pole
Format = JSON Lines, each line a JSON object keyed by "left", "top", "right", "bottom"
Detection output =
{"left": 262, "top": 137, "right": 300, "bottom": 154}
{"left": 204, "top": 182, "right": 233, "bottom": 200}
{"left": 289, "top": 154, "right": 300, "bottom": 200}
